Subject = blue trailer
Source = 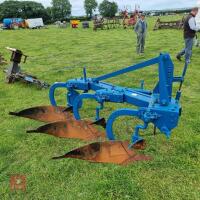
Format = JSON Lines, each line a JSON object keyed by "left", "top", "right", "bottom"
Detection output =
{"left": 3, "top": 18, "right": 24, "bottom": 29}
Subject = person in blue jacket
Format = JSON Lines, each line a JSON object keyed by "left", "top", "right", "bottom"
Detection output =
{"left": 134, "top": 13, "right": 148, "bottom": 54}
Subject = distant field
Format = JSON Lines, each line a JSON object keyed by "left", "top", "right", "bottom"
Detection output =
{"left": 0, "top": 15, "right": 200, "bottom": 200}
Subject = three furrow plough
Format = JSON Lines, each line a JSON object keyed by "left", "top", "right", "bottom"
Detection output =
{"left": 10, "top": 53, "right": 188, "bottom": 165}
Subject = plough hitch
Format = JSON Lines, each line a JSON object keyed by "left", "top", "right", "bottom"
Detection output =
{"left": 10, "top": 53, "right": 188, "bottom": 165}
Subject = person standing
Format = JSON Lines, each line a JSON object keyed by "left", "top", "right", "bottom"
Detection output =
{"left": 134, "top": 13, "right": 148, "bottom": 54}
{"left": 176, "top": 7, "right": 200, "bottom": 63}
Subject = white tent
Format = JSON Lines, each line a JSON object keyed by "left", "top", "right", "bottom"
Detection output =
{"left": 26, "top": 18, "right": 44, "bottom": 29}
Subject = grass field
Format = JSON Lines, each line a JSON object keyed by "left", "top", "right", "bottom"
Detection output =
{"left": 0, "top": 15, "right": 200, "bottom": 199}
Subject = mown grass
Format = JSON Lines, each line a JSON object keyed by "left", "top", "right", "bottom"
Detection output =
{"left": 0, "top": 15, "right": 200, "bottom": 199}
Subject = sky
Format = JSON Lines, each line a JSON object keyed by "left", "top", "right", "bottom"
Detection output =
{"left": 0, "top": 0, "right": 198, "bottom": 16}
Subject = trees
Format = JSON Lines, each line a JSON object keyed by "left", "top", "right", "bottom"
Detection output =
{"left": 0, "top": 1, "right": 50, "bottom": 22}
{"left": 0, "top": 0, "right": 120, "bottom": 22}
{"left": 84, "top": 0, "right": 98, "bottom": 18}
{"left": 0, "top": 1, "right": 19, "bottom": 20}
{"left": 51, "top": 0, "right": 72, "bottom": 20}
{"left": 99, "top": 0, "right": 118, "bottom": 18}
{"left": 0, "top": 0, "right": 72, "bottom": 23}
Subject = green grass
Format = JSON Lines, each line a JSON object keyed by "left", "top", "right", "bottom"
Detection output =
{"left": 0, "top": 15, "right": 200, "bottom": 199}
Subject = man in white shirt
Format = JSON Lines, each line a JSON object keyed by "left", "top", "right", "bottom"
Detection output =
{"left": 177, "top": 7, "right": 200, "bottom": 63}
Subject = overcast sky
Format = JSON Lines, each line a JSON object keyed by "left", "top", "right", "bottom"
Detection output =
{"left": 0, "top": 0, "right": 198, "bottom": 16}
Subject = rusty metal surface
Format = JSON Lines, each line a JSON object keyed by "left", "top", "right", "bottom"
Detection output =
{"left": 132, "top": 140, "right": 146, "bottom": 150}
{"left": 27, "top": 119, "right": 106, "bottom": 141}
{"left": 9, "top": 106, "right": 73, "bottom": 123}
{"left": 53, "top": 141, "right": 152, "bottom": 165}
{"left": 91, "top": 118, "right": 106, "bottom": 129}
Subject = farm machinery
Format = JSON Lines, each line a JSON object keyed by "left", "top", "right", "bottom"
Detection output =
{"left": 93, "top": 17, "right": 104, "bottom": 31}
{"left": 2, "top": 18, "right": 27, "bottom": 29}
{"left": 153, "top": 17, "right": 185, "bottom": 31}
{"left": 4, "top": 47, "right": 49, "bottom": 88}
{"left": 10, "top": 53, "right": 188, "bottom": 165}
{"left": 93, "top": 9, "right": 139, "bottom": 31}
{"left": 93, "top": 16, "right": 121, "bottom": 31}
{"left": 121, "top": 10, "right": 138, "bottom": 29}
{"left": 70, "top": 20, "right": 80, "bottom": 28}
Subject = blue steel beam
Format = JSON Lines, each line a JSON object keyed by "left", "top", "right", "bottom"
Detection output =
{"left": 93, "top": 56, "right": 160, "bottom": 82}
{"left": 47, "top": 53, "right": 186, "bottom": 146}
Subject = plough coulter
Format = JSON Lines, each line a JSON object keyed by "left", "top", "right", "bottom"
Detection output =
{"left": 10, "top": 53, "right": 188, "bottom": 165}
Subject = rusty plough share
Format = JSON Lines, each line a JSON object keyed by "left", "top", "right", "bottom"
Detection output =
{"left": 10, "top": 53, "right": 188, "bottom": 165}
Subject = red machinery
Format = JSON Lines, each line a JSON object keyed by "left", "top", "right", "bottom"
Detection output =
{"left": 70, "top": 20, "right": 80, "bottom": 28}
{"left": 121, "top": 10, "right": 138, "bottom": 29}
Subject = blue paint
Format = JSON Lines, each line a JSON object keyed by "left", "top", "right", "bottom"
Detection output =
{"left": 3, "top": 18, "right": 23, "bottom": 28}
{"left": 49, "top": 53, "right": 188, "bottom": 146}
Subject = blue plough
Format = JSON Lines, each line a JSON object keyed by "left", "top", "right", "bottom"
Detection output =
{"left": 10, "top": 53, "right": 188, "bottom": 165}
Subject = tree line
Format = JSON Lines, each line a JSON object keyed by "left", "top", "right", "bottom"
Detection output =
{"left": 0, "top": 0, "right": 118, "bottom": 23}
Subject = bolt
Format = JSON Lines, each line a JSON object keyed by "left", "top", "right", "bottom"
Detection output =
{"left": 162, "top": 100, "right": 167, "bottom": 105}
{"left": 164, "top": 54, "right": 168, "bottom": 60}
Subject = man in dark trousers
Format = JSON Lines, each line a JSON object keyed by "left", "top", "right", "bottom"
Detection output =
{"left": 177, "top": 7, "right": 200, "bottom": 63}
{"left": 134, "top": 13, "right": 148, "bottom": 54}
